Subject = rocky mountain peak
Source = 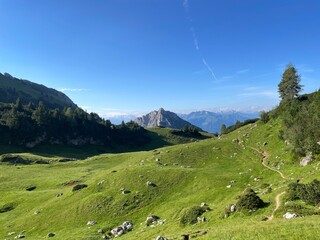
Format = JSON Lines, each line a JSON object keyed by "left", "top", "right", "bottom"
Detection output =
{"left": 135, "top": 108, "right": 193, "bottom": 129}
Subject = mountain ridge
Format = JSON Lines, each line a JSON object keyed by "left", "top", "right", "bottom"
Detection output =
{"left": 179, "top": 110, "right": 259, "bottom": 133}
{"left": 0, "top": 72, "right": 77, "bottom": 109}
{"left": 135, "top": 108, "right": 194, "bottom": 129}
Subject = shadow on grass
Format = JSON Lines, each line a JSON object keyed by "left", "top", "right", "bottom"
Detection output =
{"left": 0, "top": 130, "right": 211, "bottom": 159}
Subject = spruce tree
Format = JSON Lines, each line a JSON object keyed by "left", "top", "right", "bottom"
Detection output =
{"left": 278, "top": 64, "right": 303, "bottom": 101}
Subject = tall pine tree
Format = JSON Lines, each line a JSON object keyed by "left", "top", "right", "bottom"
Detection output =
{"left": 278, "top": 64, "right": 303, "bottom": 101}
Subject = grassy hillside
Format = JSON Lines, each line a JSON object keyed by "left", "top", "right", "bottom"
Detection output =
{"left": 1, "top": 119, "right": 320, "bottom": 239}
{"left": 0, "top": 72, "right": 76, "bottom": 109}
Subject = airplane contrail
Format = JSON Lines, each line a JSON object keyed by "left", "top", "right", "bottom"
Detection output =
{"left": 202, "top": 58, "right": 218, "bottom": 81}
{"left": 182, "top": 0, "right": 218, "bottom": 81}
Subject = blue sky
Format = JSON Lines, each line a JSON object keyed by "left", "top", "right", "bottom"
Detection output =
{"left": 0, "top": 0, "right": 319, "bottom": 118}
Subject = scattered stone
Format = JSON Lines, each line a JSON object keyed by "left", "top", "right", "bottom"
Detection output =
{"left": 181, "top": 234, "right": 189, "bottom": 240}
{"left": 98, "top": 180, "right": 105, "bottom": 185}
{"left": 253, "top": 177, "right": 261, "bottom": 182}
{"left": 230, "top": 204, "right": 236, "bottom": 212}
{"left": 14, "top": 235, "right": 25, "bottom": 239}
{"left": 197, "top": 216, "right": 207, "bottom": 222}
{"left": 300, "top": 152, "right": 314, "bottom": 166}
{"left": 146, "top": 215, "right": 159, "bottom": 226}
{"left": 157, "top": 220, "right": 165, "bottom": 225}
{"left": 200, "top": 202, "right": 207, "bottom": 207}
{"left": 230, "top": 180, "right": 236, "bottom": 183}
{"left": 47, "top": 232, "right": 55, "bottom": 237}
{"left": 8, "top": 232, "right": 15, "bottom": 235}
{"left": 147, "top": 181, "right": 157, "bottom": 187}
{"left": 98, "top": 229, "right": 105, "bottom": 234}
{"left": 101, "top": 234, "right": 110, "bottom": 239}
{"left": 122, "top": 221, "right": 133, "bottom": 231}
{"left": 122, "top": 189, "right": 131, "bottom": 194}
{"left": 226, "top": 185, "right": 232, "bottom": 188}
{"left": 263, "top": 142, "right": 268, "bottom": 146}
{"left": 34, "top": 210, "right": 40, "bottom": 215}
{"left": 156, "top": 236, "right": 168, "bottom": 240}
{"left": 87, "top": 221, "right": 97, "bottom": 226}
{"left": 26, "top": 186, "right": 36, "bottom": 191}
{"left": 283, "top": 212, "right": 297, "bottom": 219}
{"left": 111, "top": 221, "right": 133, "bottom": 237}
{"left": 56, "top": 193, "right": 63, "bottom": 197}
{"left": 155, "top": 158, "right": 160, "bottom": 162}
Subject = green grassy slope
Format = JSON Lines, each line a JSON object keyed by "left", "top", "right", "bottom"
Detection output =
{"left": 1, "top": 120, "right": 320, "bottom": 239}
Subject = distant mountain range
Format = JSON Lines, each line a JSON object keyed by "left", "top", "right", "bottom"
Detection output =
{"left": 135, "top": 108, "right": 193, "bottom": 129}
{"left": 179, "top": 111, "right": 259, "bottom": 133}
{"left": 0, "top": 72, "right": 76, "bottom": 109}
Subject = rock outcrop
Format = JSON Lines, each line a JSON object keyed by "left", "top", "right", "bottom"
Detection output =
{"left": 135, "top": 108, "right": 193, "bottom": 129}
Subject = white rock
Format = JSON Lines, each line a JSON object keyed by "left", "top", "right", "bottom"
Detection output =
{"left": 226, "top": 185, "right": 232, "bottom": 188}
{"left": 156, "top": 236, "right": 168, "bottom": 240}
{"left": 200, "top": 202, "right": 207, "bottom": 207}
{"left": 283, "top": 212, "right": 297, "bottom": 219}
{"left": 300, "top": 152, "right": 313, "bottom": 166}
{"left": 87, "top": 221, "right": 97, "bottom": 225}
{"left": 230, "top": 204, "right": 236, "bottom": 212}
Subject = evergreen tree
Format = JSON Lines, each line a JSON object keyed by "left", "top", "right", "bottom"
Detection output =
{"left": 220, "top": 124, "right": 227, "bottom": 135}
{"left": 259, "top": 111, "right": 269, "bottom": 123}
{"left": 278, "top": 64, "right": 303, "bottom": 101}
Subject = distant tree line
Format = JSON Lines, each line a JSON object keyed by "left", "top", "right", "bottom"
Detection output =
{"left": 220, "top": 118, "right": 259, "bottom": 135}
{"left": 171, "top": 125, "right": 202, "bottom": 138}
{"left": 0, "top": 99, "right": 149, "bottom": 147}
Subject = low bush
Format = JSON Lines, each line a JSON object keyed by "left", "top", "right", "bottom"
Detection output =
{"left": 287, "top": 179, "right": 320, "bottom": 206}
{"left": 72, "top": 184, "right": 88, "bottom": 192}
{"left": 0, "top": 202, "right": 17, "bottom": 213}
{"left": 236, "top": 188, "right": 265, "bottom": 211}
{"left": 180, "top": 206, "right": 209, "bottom": 225}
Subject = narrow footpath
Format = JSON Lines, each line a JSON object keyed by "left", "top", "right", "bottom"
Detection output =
{"left": 251, "top": 147, "right": 287, "bottom": 220}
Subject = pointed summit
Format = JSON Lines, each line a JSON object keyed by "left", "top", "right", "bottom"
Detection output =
{"left": 135, "top": 108, "right": 194, "bottom": 129}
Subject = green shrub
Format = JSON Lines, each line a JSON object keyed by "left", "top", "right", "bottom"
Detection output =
{"left": 0, "top": 202, "right": 17, "bottom": 213}
{"left": 72, "top": 184, "right": 88, "bottom": 192}
{"left": 236, "top": 188, "right": 265, "bottom": 211}
{"left": 180, "top": 206, "right": 209, "bottom": 225}
{"left": 260, "top": 111, "right": 270, "bottom": 123}
{"left": 287, "top": 179, "right": 320, "bottom": 206}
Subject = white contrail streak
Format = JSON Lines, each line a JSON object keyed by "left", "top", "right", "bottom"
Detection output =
{"left": 202, "top": 58, "right": 218, "bottom": 81}
{"left": 183, "top": 0, "right": 218, "bottom": 81}
{"left": 190, "top": 27, "right": 199, "bottom": 50}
